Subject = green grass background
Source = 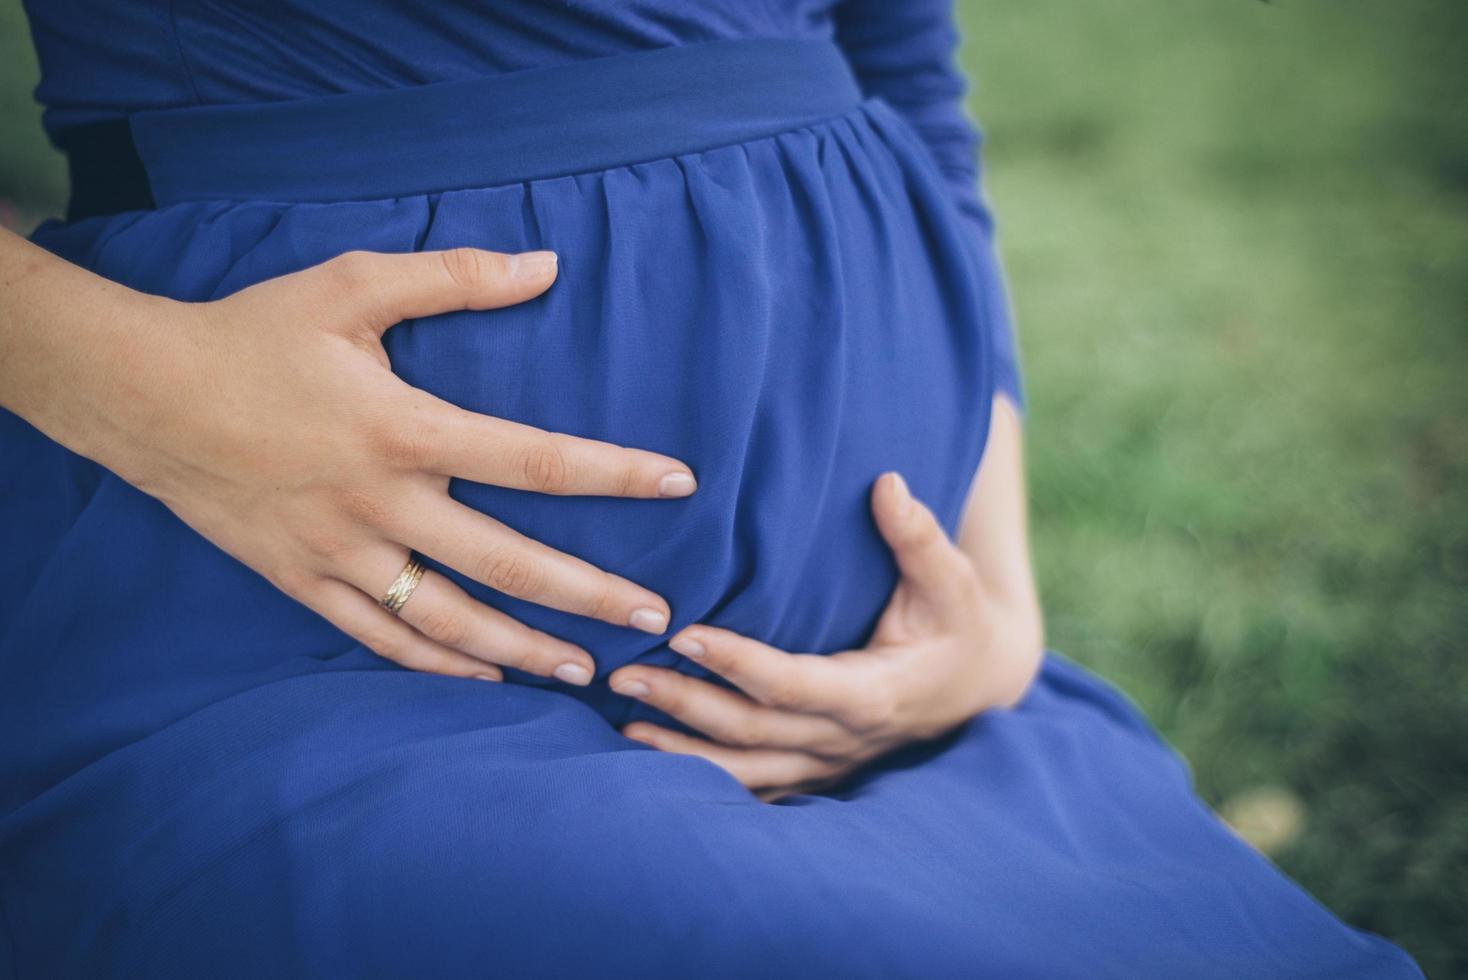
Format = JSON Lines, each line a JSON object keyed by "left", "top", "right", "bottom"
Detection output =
{"left": 1, "top": 0, "right": 1463, "bottom": 972}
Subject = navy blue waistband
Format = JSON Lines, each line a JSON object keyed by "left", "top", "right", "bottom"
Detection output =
{"left": 128, "top": 39, "right": 862, "bottom": 208}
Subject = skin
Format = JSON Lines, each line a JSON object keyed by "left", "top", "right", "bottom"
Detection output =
{"left": 0, "top": 231, "right": 692, "bottom": 684}
{"left": 613, "top": 400, "right": 1043, "bottom": 800}
{"left": 0, "top": 225, "right": 1043, "bottom": 797}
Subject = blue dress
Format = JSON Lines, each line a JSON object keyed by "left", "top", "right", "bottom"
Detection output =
{"left": 0, "top": 2, "right": 1420, "bottom": 976}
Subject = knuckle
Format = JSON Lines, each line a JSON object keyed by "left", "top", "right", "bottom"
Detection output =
{"left": 439, "top": 247, "right": 486, "bottom": 291}
{"left": 325, "top": 251, "right": 374, "bottom": 294}
{"left": 513, "top": 641, "right": 561, "bottom": 673}
{"left": 375, "top": 421, "right": 434, "bottom": 469}
{"left": 298, "top": 521, "right": 356, "bottom": 562}
{"left": 615, "top": 462, "right": 640, "bottom": 498}
{"left": 415, "top": 609, "right": 470, "bottom": 649}
{"left": 521, "top": 440, "right": 574, "bottom": 494}
{"left": 582, "top": 579, "right": 621, "bottom": 622}
{"left": 727, "top": 718, "right": 767, "bottom": 748}
{"left": 358, "top": 627, "right": 403, "bottom": 660}
{"left": 494, "top": 646, "right": 533, "bottom": 672}
{"left": 841, "top": 693, "right": 897, "bottom": 735}
{"left": 473, "top": 549, "right": 544, "bottom": 597}
{"left": 812, "top": 731, "right": 862, "bottom": 759}
{"left": 652, "top": 682, "right": 684, "bottom": 713}
{"left": 272, "top": 567, "right": 318, "bottom": 599}
{"left": 764, "top": 680, "right": 805, "bottom": 712}
{"left": 333, "top": 485, "right": 394, "bottom": 528}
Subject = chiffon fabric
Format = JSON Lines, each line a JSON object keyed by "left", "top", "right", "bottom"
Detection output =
{"left": 0, "top": 8, "right": 1420, "bottom": 979}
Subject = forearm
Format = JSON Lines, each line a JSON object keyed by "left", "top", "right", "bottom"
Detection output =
{"left": 957, "top": 395, "right": 1045, "bottom": 689}
{"left": 0, "top": 227, "right": 168, "bottom": 463}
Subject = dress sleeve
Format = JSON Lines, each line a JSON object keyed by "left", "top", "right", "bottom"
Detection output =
{"left": 833, "top": 0, "right": 1024, "bottom": 409}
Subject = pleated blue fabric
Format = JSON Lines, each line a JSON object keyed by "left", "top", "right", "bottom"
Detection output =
{"left": 0, "top": 35, "right": 1419, "bottom": 980}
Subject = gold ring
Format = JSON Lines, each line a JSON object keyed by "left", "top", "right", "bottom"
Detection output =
{"left": 380, "top": 555, "right": 426, "bottom": 615}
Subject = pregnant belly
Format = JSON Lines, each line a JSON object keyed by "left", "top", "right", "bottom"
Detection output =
{"left": 3, "top": 103, "right": 994, "bottom": 777}
{"left": 382, "top": 109, "right": 995, "bottom": 685}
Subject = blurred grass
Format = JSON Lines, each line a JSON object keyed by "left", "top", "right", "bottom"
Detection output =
{"left": 960, "top": 0, "right": 1466, "bottom": 973}
{"left": 2, "top": 0, "right": 1464, "bottom": 973}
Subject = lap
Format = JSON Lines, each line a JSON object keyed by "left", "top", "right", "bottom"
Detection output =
{"left": 0, "top": 659, "right": 1417, "bottom": 978}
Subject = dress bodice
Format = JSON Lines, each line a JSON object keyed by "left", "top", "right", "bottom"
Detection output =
{"left": 22, "top": 0, "right": 1021, "bottom": 403}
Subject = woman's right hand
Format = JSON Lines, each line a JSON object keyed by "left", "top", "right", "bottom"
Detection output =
{"left": 42, "top": 246, "right": 696, "bottom": 685}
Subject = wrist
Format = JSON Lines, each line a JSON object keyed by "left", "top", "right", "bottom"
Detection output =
{"left": 14, "top": 283, "right": 191, "bottom": 476}
{"left": 69, "top": 294, "right": 201, "bottom": 484}
{"left": 982, "top": 586, "right": 1046, "bottom": 711}
{"left": 0, "top": 231, "right": 184, "bottom": 466}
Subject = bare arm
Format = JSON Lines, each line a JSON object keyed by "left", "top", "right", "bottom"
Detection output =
{"left": 0, "top": 227, "right": 169, "bottom": 461}
{"left": 956, "top": 395, "right": 1045, "bottom": 703}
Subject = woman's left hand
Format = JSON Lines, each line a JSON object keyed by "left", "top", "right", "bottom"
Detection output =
{"left": 609, "top": 471, "right": 1044, "bottom": 801}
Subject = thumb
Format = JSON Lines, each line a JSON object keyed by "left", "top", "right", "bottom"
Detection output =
{"left": 315, "top": 247, "right": 559, "bottom": 336}
{"left": 871, "top": 472, "right": 975, "bottom": 611}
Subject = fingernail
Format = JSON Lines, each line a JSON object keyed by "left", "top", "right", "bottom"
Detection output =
{"left": 511, "top": 250, "right": 557, "bottom": 281}
{"left": 657, "top": 472, "right": 697, "bottom": 498}
{"left": 890, "top": 472, "right": 912, "bottom": 515}
{"left": 473, "top": 674, "right": 499, "bottom": 682}
{"left": 553, "top": 663, "right": 592, "bottom": 686}
{"left": 669, "top": 633, "right": 706, "bottom": 660}
{"left": 612, "top": 678, "right": 652, "bottom": 699}
{"left": 629, "top": 607, "right": 669, "bottom": 634}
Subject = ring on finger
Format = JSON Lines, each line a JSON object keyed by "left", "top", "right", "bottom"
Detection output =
{"left": 380, "top": 554, "right": 427, "bottom": 615}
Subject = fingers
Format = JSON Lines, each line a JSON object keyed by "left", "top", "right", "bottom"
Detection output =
{"left": 303, "top": 576, "right": 503, "bottom": 681}
{"left": 622, "top": 723, "right": 838, "bottom": 793}
{"left": 310, "top": 249, "right": 697, "bottom": 499}
{"left": 400, "top": 493, "right": 671, "bottom": 634}
{"left": 339, "top": 547, "right": 598, "bottom": 685}
{"left": 608, "top": 666, "right": 853, "bottom": 754}
{"left": 665, "top": 626, "right": 886, "bottom": 730}
{"left": 313, "top": 248, "right": 560, "bottom": 336}
{"left": 871, "top": 472, "right": 975, "bottom": 610}
{"left": 393, "top": 396, "right": 697, "bottom": 499}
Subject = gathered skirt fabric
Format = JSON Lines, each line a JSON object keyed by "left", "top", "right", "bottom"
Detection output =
{"left": 0, "top": 44, "right": 1418, "bottom": 978}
